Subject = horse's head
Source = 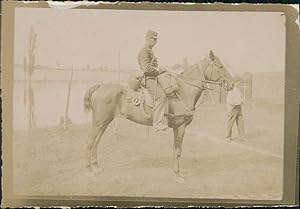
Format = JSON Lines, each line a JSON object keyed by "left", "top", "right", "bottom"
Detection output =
{"left": 203, "top": 50, "right": 233, "bottom": 91}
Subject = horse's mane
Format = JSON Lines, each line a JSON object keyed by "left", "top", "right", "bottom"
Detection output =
{"left": 180, "top": 56, "right": 210, "bottom": 78}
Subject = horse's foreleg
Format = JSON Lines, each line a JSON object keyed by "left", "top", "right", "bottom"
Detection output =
{"left": 173, "top": 124, "right": 186, "bottom": 176}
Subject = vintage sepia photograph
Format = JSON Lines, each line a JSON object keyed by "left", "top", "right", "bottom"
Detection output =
{"left": 1, "top": 2, "right": 299, "bottom": 207}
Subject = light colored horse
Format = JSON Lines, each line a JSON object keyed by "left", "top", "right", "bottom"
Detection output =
{"left": 83, "top": 51, "right": 233, "bottom": 180}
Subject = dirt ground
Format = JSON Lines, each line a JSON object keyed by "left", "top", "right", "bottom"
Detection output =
{"left": 13, "top": 101, "right": 283, "bottom": 200}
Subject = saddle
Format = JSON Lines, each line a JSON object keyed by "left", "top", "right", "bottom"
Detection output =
{"left": 126, "top": 71, "right": 179, "bottom": 118}
{"left": 126, "top": 72, "right": 196, "bottom": 119}
{"left": 127, "top": 75, "right": 154, "bottom": 107}
{"left": 127, "top": 71, "right": 178, "bottom": 99}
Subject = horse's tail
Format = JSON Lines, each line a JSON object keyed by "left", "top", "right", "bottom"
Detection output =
{"left": 83, "top": 84, "right": 102, "bottom": 113}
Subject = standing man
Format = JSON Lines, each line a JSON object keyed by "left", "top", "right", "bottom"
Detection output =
{"left": 137, "top": 30, "right": 168, "bottom": 131}
{"left": 226, "top": 77, "right": 246, "bottom": 142}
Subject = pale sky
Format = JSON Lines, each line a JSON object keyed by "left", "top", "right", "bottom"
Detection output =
{"left": 14, "top": 8, "right": 286, "bottom": 74}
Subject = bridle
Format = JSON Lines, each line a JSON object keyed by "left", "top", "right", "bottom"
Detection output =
{"left": 167, "top": 62, "right": 231, "bottom": 113}
{"left": 161, "top": 59, "right": 232, "bottom": 117}
{"left": 170, "top": 61, "right": 231, "bottom": 91}
{"left": 204, "top": 60, "right": 232, "bottom": 91}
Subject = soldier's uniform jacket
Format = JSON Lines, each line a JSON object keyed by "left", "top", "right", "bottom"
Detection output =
{"left": 137, "top": 46, "right": 159, "bottom": 77}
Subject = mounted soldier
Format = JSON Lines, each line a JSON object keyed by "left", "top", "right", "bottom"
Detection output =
{"left": 137, "top": 30, "right": 169, "bottom": 131}
{"left": 84, "top": 41, "right": 234, "bottom": 178}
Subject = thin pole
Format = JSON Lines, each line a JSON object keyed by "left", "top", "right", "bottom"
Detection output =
{"left": 243, "top": 77, "right": 247, "bottom": 104}
{"left": 118, "top": 51, "right": 121, "bottom": 83}
{"left": 114, "top": 52, "right": 120, "bottom": 137}
{"left": 64, "top": 68, "right": 74, "bottom": 130}
{"left": 249, "top": 74, "right": 253, "bottom": 100}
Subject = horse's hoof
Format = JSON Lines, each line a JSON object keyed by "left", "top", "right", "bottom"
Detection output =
{"left": 174, "top": 172, "right": 185, "bottom": 184}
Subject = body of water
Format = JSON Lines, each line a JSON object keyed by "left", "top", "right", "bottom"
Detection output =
{"left": 13, "top": 71, "right": 284, "bottom": 130}
{"left": 13, "top": 81, "right": 102, "bottom": 130}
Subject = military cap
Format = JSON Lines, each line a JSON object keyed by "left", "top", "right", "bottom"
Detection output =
{"left": 146, "top": 30, "right": 158, "bottom": 39}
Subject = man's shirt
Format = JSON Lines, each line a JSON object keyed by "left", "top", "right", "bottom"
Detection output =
{"left": 226, "top": 86, "right": 244, "bottom": 112}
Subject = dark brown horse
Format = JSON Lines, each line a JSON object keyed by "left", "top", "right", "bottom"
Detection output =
{"left": 83, "top": 51, "right": 233, "bottom": 180}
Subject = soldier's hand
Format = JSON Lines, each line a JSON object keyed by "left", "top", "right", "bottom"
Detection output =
{"left": 159, "top": 67, "right": 167, "bottom": 74}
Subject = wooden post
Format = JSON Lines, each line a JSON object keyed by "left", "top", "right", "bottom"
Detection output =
{"left": 248, "top": 73, "right": 253, "bottom": 101}
{"left": 242, "top": 74, "right": 246, "bottom": 103}
{"left": 243, "top": 72, "right": 253, "bottom": 103}
{"left": 113, "top": 52, "right": 121, "bottom": 138}
{"left": 23, "top": 57, "right": 28, "bottom": 106}
{"left": 244, "top": 79, "right": 247, "bottom": 103}
{"left": 64, "top": 69, "right": 74, "bottom": 130}
{"left": 118, "top": 52, "right": 121, "bottom": 83}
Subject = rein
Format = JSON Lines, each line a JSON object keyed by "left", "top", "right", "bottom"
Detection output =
{"left": 168, "top": 71, "right": 222, "bottom": 91}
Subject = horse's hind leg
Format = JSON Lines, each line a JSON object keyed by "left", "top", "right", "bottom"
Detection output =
{"left": 86, "top": 123, "right": 104, "bottom": 169}
{"left": 85, "top": 84, "right": 124, "bottom": 173}
{"left": 87, "top": 101, "right": 119, "bottom": 172}
{"left": 90, "top": 118, "right": 113, "bottom": 172}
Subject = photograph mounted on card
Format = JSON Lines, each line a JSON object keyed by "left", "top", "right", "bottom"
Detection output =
{"left": 1, "top": 1, "right": 299, "bottom": 208}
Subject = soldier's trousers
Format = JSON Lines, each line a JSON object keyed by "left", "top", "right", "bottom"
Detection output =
{"left": 145, "top": 78, "right": 168, "bottom": 126}
{"left": 226, "top": 105, "right": 245, "bottom": 138}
